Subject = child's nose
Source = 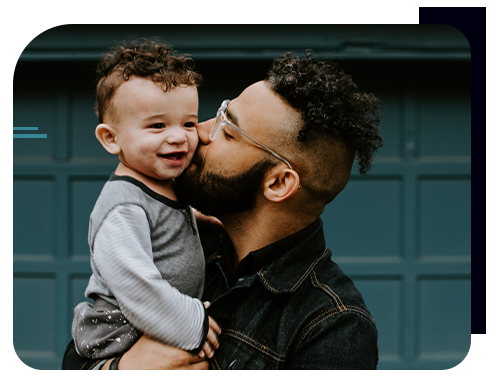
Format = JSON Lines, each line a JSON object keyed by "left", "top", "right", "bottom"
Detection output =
{"left": 197, "top": 119, "right": 214, "bottom": 144}
{"left": 165, "top": 126, "right": 188, "bottom": 144}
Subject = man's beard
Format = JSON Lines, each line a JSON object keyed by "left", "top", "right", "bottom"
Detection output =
{"left": 174, "top": 150, "right": 275, "bottom": 218}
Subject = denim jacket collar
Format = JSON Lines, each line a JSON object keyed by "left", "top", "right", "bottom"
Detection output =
{"left": 207, "top": 219, "right": 329, "bottom": 294}
{"left": 256, "top": 219, "right": 329, "bottom": 293}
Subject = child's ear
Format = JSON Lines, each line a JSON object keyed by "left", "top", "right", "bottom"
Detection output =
{"left": 95, "top": 123, "right": 121, "bottom": 154}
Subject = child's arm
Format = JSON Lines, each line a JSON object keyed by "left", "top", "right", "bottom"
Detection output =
{"left": 91, "top": 204, "right": 209, "bottom": 352}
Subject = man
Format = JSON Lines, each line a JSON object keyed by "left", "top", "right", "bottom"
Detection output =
{"left": 63, "top": 52, "right": 382, "bottom": 370}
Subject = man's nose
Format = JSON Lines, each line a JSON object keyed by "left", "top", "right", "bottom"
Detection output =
{"left": 197, "top": 119, "right": 214, "bottom": 144}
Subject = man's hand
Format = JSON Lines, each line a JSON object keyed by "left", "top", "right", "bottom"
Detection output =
{"left": 102, "top": 335, "right": 209, "bottom": 370}
{"left": 192, "top": 208, "right": 224, "bottom": 229}
{"left": 198, "top": 302, "right": 221, "bottom": 359}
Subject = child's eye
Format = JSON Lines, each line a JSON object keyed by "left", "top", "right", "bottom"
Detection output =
{"left": 184, "top": 122, "right": 197, "bottom": 128}
{"left": 150, "top": 123, "right": 165, "bottom": 129}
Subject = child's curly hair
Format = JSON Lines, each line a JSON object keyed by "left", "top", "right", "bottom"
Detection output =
{"left": 95, "top": 37, "right": 203, "bottom": 123}
{"left": 266, "top": 52, "right": 382, "bottom": 174}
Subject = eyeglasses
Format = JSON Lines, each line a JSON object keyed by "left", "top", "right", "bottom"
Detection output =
{"left": 210, "top": 99, "right": 293, "bottom": 170}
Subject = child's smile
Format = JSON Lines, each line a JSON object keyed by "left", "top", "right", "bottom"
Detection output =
{"left": 101, "top": 76, "right": 199, "bottom": 197}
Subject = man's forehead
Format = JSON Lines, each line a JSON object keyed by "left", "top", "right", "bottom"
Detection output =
{"left": 226, "top": 81, "right": 287, "bottom": 130}
{"left": 223, "top": 100, "right": 239, "bottom": 132}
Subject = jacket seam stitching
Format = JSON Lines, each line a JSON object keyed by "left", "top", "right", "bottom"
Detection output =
{"left": 310, "top": 270, "right": 376, "bottom": 326}
{"left": 258, "top": 248, "right": 328, "bottom": 292}
{"left": 310, "top": 270, "right": 347, "bottom": 311}
{"left": 211, "top": 356, "right": 221, "bottom": 370}
{"left": 293, "top": 270, "right": 375, "bottom": 351}
{"left": 290, "top": 248, "right": 328, "bottom": 291}
{"left": 294, "top": 306, "right": 376, "bottom": 352}
{"left": 294, "top": 309, "right": 345, "bottom": 351}
{"left": 206, "top": 253, "right": 221, "bottom": 263}
{"left": 223, "top": 328, "right": 286, "bottom": 362}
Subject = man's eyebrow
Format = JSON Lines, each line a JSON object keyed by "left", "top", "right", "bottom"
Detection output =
{"left": 225, "top": 104, "right": 239, "bottom": 127}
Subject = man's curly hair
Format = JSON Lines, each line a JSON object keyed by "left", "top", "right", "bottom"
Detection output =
{"left": 95, "top": 38, "right": 203, "bottom": 123}
{"left": 266, "top": 53, "right": 382, "bottom": 174}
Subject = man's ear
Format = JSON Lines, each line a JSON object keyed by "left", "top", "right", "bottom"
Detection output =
{"left": 262, "top": 166, "right": 301, "bottom": 202}
{"left": 95, "top": 123, "right": 121, "bottom": 154}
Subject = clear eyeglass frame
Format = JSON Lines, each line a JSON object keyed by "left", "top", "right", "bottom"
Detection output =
{"left": 210, "top": 99, "right": 293, "bottom": 170}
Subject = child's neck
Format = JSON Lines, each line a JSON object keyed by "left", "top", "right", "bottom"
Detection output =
{"left": 114, "top": 162, "right": 177, "bottom": 201}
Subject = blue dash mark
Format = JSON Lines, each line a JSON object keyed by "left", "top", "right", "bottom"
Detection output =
{"left": 13, "top": 127, "right": 47, "bottom": 138}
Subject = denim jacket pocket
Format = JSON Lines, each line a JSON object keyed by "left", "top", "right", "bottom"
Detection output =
{"left": 210, "top": 329, "right": 285, "bottom": 370}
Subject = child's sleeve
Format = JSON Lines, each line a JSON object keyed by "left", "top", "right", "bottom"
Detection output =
{"left": 92, "top": 203, "right": 207, "bottom": 351}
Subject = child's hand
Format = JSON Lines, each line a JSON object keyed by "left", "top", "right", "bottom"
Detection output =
{"left": 192, "top": 208, "right": 224, "bottom": 229}
{"left": 198, "top": 302, "right": 221, "bottom": 359}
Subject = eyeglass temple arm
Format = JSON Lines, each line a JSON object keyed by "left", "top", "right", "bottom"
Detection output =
{"left": 220, "top": 100, "right": 293, "bottom": 170}
{"left": 243, "top": 133, "right": 293, "bottom": 170}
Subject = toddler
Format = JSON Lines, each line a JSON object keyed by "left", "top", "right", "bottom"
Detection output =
{"left": 72, "top": 38, "right": 218, "bottom": 364}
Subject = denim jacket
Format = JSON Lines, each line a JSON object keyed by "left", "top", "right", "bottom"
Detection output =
{"left": 62, "top": 219, "right": 377, "bottom": 370}
{"left": 203, "top": 219, "right": 378, "bottom": 370}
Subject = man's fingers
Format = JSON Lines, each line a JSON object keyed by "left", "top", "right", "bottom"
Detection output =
{"left": 189, "top": 352, "right": 210, "bottom": 368}
{"left": 190, "top": 353, "right": 207, "bottom": 363}
{"left": 202, "top": 341, "right": 214, "bottom": 358}
{"left": 209, "top": 316, "right": 221, "bottom": 335}
{"left": 206, "top": 329, "right": 219, "bottom": 350}
{"left": 187, "top": 359, "right": 209, "bottom": 370}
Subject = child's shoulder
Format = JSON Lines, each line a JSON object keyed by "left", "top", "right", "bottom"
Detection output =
{"left": 100, "top": 176, "right": 145, "bottom": 199}
{"left": 92, "top": 177, "right": 151, "bottom": 215}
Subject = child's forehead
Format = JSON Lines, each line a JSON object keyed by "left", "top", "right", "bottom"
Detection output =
{"left": 116, "top": 76, "right": 198, "bottom": 99}
{"left": 110, "top": 78, "right": 198, "bottom": 124}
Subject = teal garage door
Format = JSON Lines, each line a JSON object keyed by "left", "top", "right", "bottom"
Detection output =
{"left": 13, "top": 25, "right": 471, "bottom": 370}
{"left": 322, "top": 61, "right": 471, "bottom": 369}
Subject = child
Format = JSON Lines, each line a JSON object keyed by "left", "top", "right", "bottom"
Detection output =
{"left": 71, "top": 38, "right": 219, "bottom": 364}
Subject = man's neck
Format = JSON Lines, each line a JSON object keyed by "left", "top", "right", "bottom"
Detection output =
{"left": 221, "top": 207, "right": 316, "bottom": 267}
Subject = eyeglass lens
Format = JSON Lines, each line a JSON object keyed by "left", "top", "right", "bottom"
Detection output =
{"left": 211, "top": 101, "right": 230, "bottom": 141}
{"left": 210, "top": 111, "right": 224, "bottom": 141}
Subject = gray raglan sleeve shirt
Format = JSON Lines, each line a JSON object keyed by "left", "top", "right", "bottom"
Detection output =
{"left": 77, "top": 177, "right": 207, "bottom": 353}
{"left": 91, "top": 204, "right": 206, "bottom": 350}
